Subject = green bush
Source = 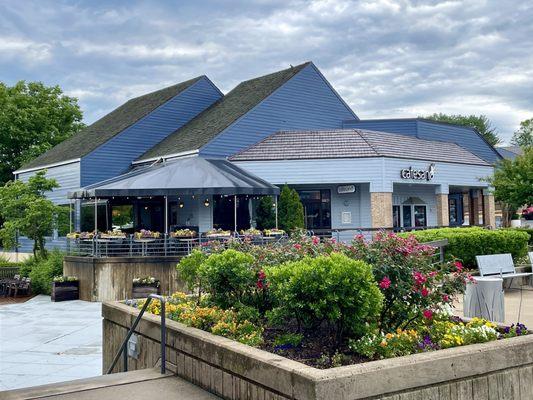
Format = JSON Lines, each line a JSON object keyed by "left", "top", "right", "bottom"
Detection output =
{"left": 510, "top": 227, "right": 533, "bottom": 245}
{"left": 267, "top": 253, "right": 383, "bottom": 342}
{"left": 278, "top": 185, "right": 304, "bottom": 233}
{"left": 399, "top": 228, "right": 529, "bottom": 268}
{"left": 255, "top": 196, "right": 276, "bottom": 230}
{"left": 199, "top": 249, "right": 256, "bottom": 309}
{"left": 177, "top": 249, "right": 207, "bottom": 295}
{"left": 28, "top": 249, "right": 64, "bottom": 294}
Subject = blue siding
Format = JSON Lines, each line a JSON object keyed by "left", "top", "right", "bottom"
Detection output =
{"left": 344, "top": 119, "right": 501, "bottom": 165}
{"left": 200, "top": 64, "right": 358, "bottom": 157}
{"left": 81, "top": 77, "right": 222, "bottom": 186}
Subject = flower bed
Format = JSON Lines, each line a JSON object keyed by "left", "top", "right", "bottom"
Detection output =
{"left": 100, "top": 230, "right": 126, "bottom": 239}
{"left": 132, "top": 276, "right": 160, "bottom": 298}
{"left": 170, "top": 229, "right": 197, "bottom": 238}
{"left": 51, "top": 275, "right": 79, "bottom": 302}
{"left": 134, "top": 229, "right": 161, "bottom": 239}
{"left": 123, "top": 233, "right": 528, "bottom": 369}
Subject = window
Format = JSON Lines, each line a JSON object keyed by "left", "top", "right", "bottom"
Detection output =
{"left": 297, "top": 189, "right": 331, "bottom": 230}
{"left": 393, "top": 205, "right": 401, "bottom": 228}
{"left": 414, "top": 205, "right": 427, "bottom": 227}
{"left": 393, "top": 203, "right": 428, "bottom": 229}
{"left": 111, "top": 205, "right": 133, "bottom": 231}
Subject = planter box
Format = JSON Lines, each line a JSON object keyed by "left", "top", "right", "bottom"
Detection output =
{"left": 132, "top": 282, "right": 160, "bottom": 299}
{"left": 103, "top": 301, "right": 533, "bottom": 400}
{"left": 52, "top": 281, "right": 79, "bottom": 302}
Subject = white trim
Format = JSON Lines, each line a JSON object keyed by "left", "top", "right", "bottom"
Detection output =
{"left": 14, "top": 158, "right": 81, "bottom": 175}
{"left": 132, "top": 150, "right": 199, "bottom": 165}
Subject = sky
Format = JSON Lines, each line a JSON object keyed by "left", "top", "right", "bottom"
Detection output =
{"left": 0, "top": 0, "right": 532, "bottom": 144}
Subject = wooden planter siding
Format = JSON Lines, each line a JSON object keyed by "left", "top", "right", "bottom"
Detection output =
{"left": 51, "top": 281, "right": 79, "bottom": 302}
{"left": 103, "top": 301, "right": 533, "bottom": 400}
{"left": 132, "top": 282, "right": 161, "bottom": 299}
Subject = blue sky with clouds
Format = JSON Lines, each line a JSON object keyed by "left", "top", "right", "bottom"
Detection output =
{"left": 1, "top": 0, "right": 531, "bottom": 143}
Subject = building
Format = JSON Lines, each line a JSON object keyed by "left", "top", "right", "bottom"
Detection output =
{"left": 13, "top": 61, "right": 502, "bottom": 250}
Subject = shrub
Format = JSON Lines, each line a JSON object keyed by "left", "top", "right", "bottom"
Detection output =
{"left": 177, "top": 250, "right": 207, "bottom": 296}
{"left": 398, "top": 228, "right": 529, "bottom": 268}
{"left": 28, "top": 249, "right": 64, "bottom": 294}
{"left": 278, "top": 185, "right": 304, "bottom": 233}
{"left": 510, "top": 227, "right": 533, "bottom": 245}
{"left": 349, "top": 233, "right": 471, "bottom": 332}
{"left": 267, "top": 253, "right": 383, "bottom": 343}
{"left": 255, "top": 196, "right": 276, "bottom": 230}
{"left": 199, "top": 249, "right": 256, "bottom": 309}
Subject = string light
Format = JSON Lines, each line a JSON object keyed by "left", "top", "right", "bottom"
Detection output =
{"left": 204, "top": 198, "right": 210, "bottom": 207}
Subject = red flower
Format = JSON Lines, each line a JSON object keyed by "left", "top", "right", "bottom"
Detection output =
{"left": 454, "top": 261, "right": 463, "bottom": 272}
{"left": 379, "top": 276, "right": 391, "bottom": 289}
{"left": 421, "top": 287, "right": 430, "bottom": 297}
{"left": 442, "top": 294, "right": 450, "bottom": 302}
{"left": 258, "top": 270, "right": 266, "bottom": 280}
{"left": 312, "top": 236, "right": 320, "bottom": 245}
{"left": 423, "top": 309, "right": 433, "bottom": 320}
{"left": 256, "top": 281, "right": 264, "bottom": 289}
{"left": 413, "top": 271, "right": 427, "bottom": 285}
{"left": 293, "top": 243, "right": 302, "bottom": 250}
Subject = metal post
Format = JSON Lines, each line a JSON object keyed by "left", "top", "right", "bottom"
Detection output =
{"left": 275, "top": 195, "right": 278, "bottom": 229}
{"left": 164, "top": 196, "right": 168, "bottom": 234}
{"left": 94, "top": 197, "right": 98, "bottom": 233}
{"left": 69, "top": 201, "right": 73, "bottom": 233}
{"left": 234, "top": 195, "right": 237, "bottom": 233}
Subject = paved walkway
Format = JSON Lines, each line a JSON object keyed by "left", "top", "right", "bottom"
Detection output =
{"left": 0, "top": 295, "right": 102, "bottom": 391}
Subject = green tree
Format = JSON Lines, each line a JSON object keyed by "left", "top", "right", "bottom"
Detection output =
{"left": 278, "top": 185, "right": 304, "bottom": 232}
{"left": 255, "top": 196, "right": 276, "bottom": 230}
{"left": 485, "top": 148, "right": 533, "bottom": 213}
{"left": 423, "top": 113, "right": 501, "bottom": 146}
{"left": 0, "top": 81, "right": 84, "bottom": 184}
{"left": 0, "top": 171, "right": 66, "bottom": 258}
{"left": 511, "top": 118, "right": 533, "bottom": 149}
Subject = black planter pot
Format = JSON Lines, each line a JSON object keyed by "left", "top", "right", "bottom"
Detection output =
{"left": 132, "top": 282, "right": 161, "bottom": 299}
{"left": 52, "top": 281, "right": 79, "bottom": 302}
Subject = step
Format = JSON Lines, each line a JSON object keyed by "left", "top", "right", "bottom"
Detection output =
{"left": 2, "top": 368, "right": 219, "bottom": 400}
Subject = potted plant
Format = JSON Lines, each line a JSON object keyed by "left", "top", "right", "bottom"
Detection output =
{"left": 522, "top": 206, "right": 533, "bottom": 221}
{"left": 134, "top": 229, "right": 161, "bottom": 240}
{"left": 51, "top": 276, "right": 79, "bottom": 302}
{"left": 511, "top": 213, "right": 522, "bottom": 228}
{"left": 100, "top": 229, "right": 126, "bottom": 239}
{"left": 263, "top": 228, "right": 286, "bottom": 236}
{"left": 205, "top": 228, "right": 232, "bottom": 238}
{"left": 240, "top": 227, "right": 262, "bottom": 237}
{"left": 170, "top": 229, "right": 197, "bottom": 238}
{"left": 132, "top": 276, "right": 160, "bottom": 298}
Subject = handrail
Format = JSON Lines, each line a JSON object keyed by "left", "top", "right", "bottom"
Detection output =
{"left": 107, "top": 294, "right": 166, "bottom": 375}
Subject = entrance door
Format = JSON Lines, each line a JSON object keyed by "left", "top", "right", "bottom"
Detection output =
{"left": 448, "top": 194, "right": 464, "bottom": 226}
{"left": 397, "top": 204, "right": 427, "bottom": 229}
{"left": 297, "top": 189, "right": 331, "bottom": 230}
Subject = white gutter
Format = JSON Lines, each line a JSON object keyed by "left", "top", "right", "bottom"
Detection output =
{"left": 131, "top": 149, "right": 199, "bottom": 165}
{"left": 14, "top": 158, "right": 81, "bottom": 175}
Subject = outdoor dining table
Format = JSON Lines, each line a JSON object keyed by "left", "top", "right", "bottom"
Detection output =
{"left": 133, "top": 238, "right": 157, "bottom": 256}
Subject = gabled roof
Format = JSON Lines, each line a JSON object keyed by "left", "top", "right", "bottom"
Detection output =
{"left": 137, "top": 62, "right": 312, "bottom": 162}
{"left": 497, "top": 146, "right": 523, "bottom": 160}
{"left": 229, "top": 129, "right": 490, "bottom": 166}
{"left": 20, "top": 76, "right": 205, "bottom": 171}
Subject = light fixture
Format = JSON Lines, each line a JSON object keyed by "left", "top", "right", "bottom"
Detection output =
{"left": 204, "top": 198, "right": 210, "bottom": 207}
{"left": 192, "top": 195, "right": 195, "bottom": 199}
{"left": 179, "top": 202, "right": 184, "bottom": 208}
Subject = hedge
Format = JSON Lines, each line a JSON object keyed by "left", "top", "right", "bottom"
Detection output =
{"left": 398, "top": 227, "right": 529, "bottom": 268}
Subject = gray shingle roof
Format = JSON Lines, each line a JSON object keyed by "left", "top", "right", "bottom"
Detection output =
{"left": 229, "top": 129, "right": 490, "bottom": 166}
{"left": 137, "top": 62, "right": 311, "bottom": 161}
{"left": 20, "top": 76, "right": 204, "bottom": 170}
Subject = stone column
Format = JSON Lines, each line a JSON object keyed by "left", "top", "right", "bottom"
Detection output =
{"left": 483, "top": 193, "right": 496, "bottom": 228}
{"left": 471, "top": 190, "right": 481, "bottom": 226}
{"left": 370, "top": 192, "right": 393, "bottom": 229}
{"left": 436, "top": 194, "right": 449, "bottom": 227}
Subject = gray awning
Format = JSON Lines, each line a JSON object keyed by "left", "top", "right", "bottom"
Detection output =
{"left": 68, "top": 156, "right": 279, "bottom": 199}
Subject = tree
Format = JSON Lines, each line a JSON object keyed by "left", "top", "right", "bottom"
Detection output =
{"left": 255, "top": 196, "right": 276, "bottom": 230}
{"left": 485, "top": 148, "right": 533, "bottom": 215}
{"left": 0, "top": 81, "right": 84, "bottom": 185}
{"left": 278, "top": 185, "right": 304, "bottom": 232}
{"left": 423, "top": 113, "right": 501, "bottom": 146}
{"left": 0, "top": 171, "right": 66, "bottom": 258}
{"left": 511, "top": 118, "right": 533, "bottom": 149}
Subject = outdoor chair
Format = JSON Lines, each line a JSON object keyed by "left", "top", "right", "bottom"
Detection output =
{"left": 12, "top": 277, "right": 31, "bottom": 298}
{"left": 1, "top": 274, "right": 20, "bottom": 297}
{"left": 476, "top": 253, "right": 533, "bottom": 288}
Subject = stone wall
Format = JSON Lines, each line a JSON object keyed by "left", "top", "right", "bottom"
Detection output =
{"left": 370, "top": 192, "right": 393, "bottom": 228}
{"left": 103, "top": 301, "right": 533, "bottom": 400}
{"left": 65, "top": 256, "right": 183, "bottom": 302}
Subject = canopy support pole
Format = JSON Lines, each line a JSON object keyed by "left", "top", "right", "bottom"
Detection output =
{"left": 69, "top": 201, "right": 73, "bottom": 233}
{"left": 164, "top": 196, "right": 168, "bottom": 234}
{"left": 94, "top": 197, "right": 98, "bottom": 233}
{"left": 275, "top": 195, "right": 278, "bottom": 229}
{"left": 234, "top": 195, "right": 237, "bottom": 233}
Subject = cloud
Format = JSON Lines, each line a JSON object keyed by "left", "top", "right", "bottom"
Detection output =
{"left": 0, "top": 0, "right": 531, "bottom": 143}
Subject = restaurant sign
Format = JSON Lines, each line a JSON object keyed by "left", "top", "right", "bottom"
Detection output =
{"left": 337, "top": 184, "right": 356, "bottom": 194}
{"left": 401, "top": 164, "right": 435, "bottom": 181}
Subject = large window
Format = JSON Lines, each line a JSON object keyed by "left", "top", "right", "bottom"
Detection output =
{"left": 111, "top": 205, "right": 134, "bottom": 231}
{"left": 393, "top": 203, "right": 428, "bottom": 229}
{"left": 297, "top": 189, "right": 331, "bottom": 230}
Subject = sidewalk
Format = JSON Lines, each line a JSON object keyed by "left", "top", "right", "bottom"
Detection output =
{"left": 0, "top": 295, "right": 102, "bottom": 391}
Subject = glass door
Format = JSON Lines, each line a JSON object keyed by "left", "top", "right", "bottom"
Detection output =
{"left": 448, "top": 194, "right": 464, "bottom": 226}
{"left": 297, "top": 189, "right": 331, "bottom": 230}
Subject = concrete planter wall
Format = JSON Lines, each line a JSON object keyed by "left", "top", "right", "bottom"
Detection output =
{"left": 64, "top": 256, "right": 184, "bottom": 302}
{"left": 103, "top": 301, "right": 533, "bottom": 400}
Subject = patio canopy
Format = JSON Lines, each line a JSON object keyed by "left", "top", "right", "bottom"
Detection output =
{"left": 68, "top": 156, "right": 280, "bottom": 199}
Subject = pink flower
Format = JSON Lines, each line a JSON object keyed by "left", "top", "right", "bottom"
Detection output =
{"left": 256, "top": 281, "right": 264, "bottom": 289}
{"left": 354, "top": 234, "right": 365, "bottom": 241}
{"left": 442, "top": 294, "right": 450, "bottom": 302}
{"left": 413, "top": 271, "right": 427, "bottom": 285}
{"left": 257, "top": 270, "right": 266, "bottom": 280}
{"left": 429, "top": 271, "right": 438, "bottom": 277}
{"left": 379, "top": 276, "right": 391, "bottom": 289}
{"left": 423, "top": 310, "right": 433, "bottom": 320}
{"left": 454, "top": 261, "right": 463, "bottom": 271}
{"left": 312, "top": 236, "right": 320, "bottom": 245}
{"left": 421, "top": 287, "right": 430, "bottom": 297}
{"left": 293, "top": 243, "right": 302, "bottom": 250}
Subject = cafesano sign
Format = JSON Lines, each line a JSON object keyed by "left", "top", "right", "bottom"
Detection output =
{"left": 401, "top": 163, "right": 435, "bottom": 181}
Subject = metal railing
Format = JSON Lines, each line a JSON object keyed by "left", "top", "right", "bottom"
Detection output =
{"left": 107, "top": 294, "right": 166, "bottom": 375}
{"left": 66, "top": 234, "right": 288, "bottom": 258}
